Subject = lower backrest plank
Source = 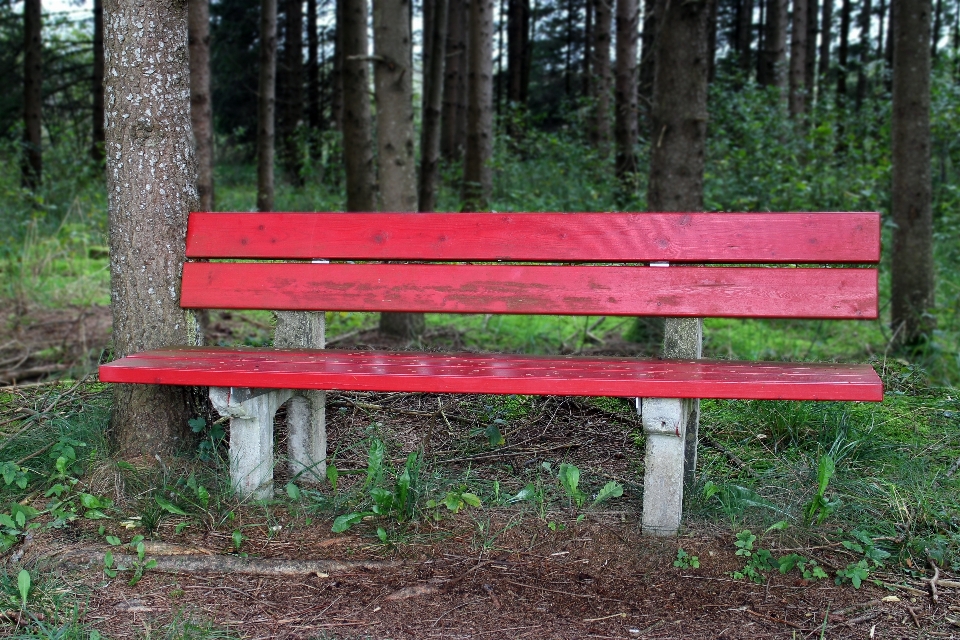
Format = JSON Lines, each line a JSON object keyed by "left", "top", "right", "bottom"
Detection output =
{"left": 181, "top": 262, "right": 878, "bottom": 319}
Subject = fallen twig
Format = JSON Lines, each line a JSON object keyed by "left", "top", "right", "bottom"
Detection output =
{"left": 928, "top": 552, "right": 941, "bottom": 604}
{"left": 906, "top": 604, "right": 921, "bottom": 627}
{"left": 843, "top": 610, "right": 880, "bottom": 626}
{"left": 745, "top": 608, "right": 804, "bottom": 629}
{"left": 883, "top": 582, "right": 927, "bottom": 596}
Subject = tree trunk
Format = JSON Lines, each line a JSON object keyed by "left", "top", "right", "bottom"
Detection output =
{"left": 805, "top": 0, "right": 818, "bottom": 95}
{"left": 104, "top": 0, "right": 199, "bottom": 456}
{"left": 615, "top": 0, "right": 639, "bottom": 192}
{"left": 584, "top": 0, "right": 593, "bottom": 97}
{"left": 22, "top": 0, "right": 42, "bottom": 189}
{"left": 189, "top": 0, "right": 215, "bottom": 212}
{"left": 647, "top": 0, "right": 709, "bottom": 487}
{"left": 707, "top": 0, "right": 718, "bottom": 82}
{"left": 818, "top": 0, "right": 832, "bottom": 78}
{"left": 756, "top": 0, "right": 765, "bottom": 80}
{"left": 419, "top": 0, "right": 449, "bottom": 213}
{"left": 836, "top": 0, "right": 851, "bottom": 101}
{"left": 855, "top": 0, "right": 872, "bottom": 110}
{"left": 507, "top": 0, "right": 531, "bottom": 106}
{"left": 307, "top": 0, "right": 321, "bottom": 130}
{"left": 332, "top": 0, "right": 344, "bottom": 129}
{"left": 931, "top": 0, "right": 942, "bottom": 56}
{"left": 736, "top": 0, "right": 754, "bottom": 76}
{"left": 463, "top": 0, "right": 494, "bottom": 211}
{"left": 891, "top": 0, "right": 934, "bottom": 346}
{"left": 441, "top": 0, "right": 468, "bottom": 160}
{"left": 639, "top": 0, "right": 656, "bottom": 130}
{"left": 256, "top": 0, "right": 278, "bottom": 212}
{"left": 374, "top": 0, "right": 424, "bottom": 338}
{"left": 759, "top": 0, "right": 787, "bottom": 88}
{"left": 590, "top": 0, "right": 612, "bottom": 151}
{"left": 279, "top": 0, "right": 304, "bottom": 185}
{"left": 789, "top": 0, "right": 809, "bottom": 116}
{"left": 342, "top": 0, "right": 377, "bottom": 211}
{"left": 92, "top": 0, "right": 105, "bottom": 162}
{"left": 877, "top": 0, "right": 886, "bottom": 58}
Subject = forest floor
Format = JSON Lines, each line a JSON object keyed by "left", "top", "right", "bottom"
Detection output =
{"left": 0, "top": 307, "right": 958, "bottom": 639}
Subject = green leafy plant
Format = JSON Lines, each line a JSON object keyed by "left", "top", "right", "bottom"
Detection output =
{"left": 673, "top": 548, "right": 700, "bottom": 569}
{"left": 778, "top": 554, "right": 828, "bottom": 580}
{"left": 834, "top": 530, "right": 890, "bottom": 588}
{"left": 557, "top": 463, "right": 586, "bottom": 508}
{"left": 17, "top": 569, "right": 30, "bottom": 609}
{"left": 189, "top": 416, "right": 226, "bottom": 461}
{"left": 427, "top": 489, "right": 482, "bottom": 515}
{"left": 803, "top": 454, "right": 840, "bottom": 525}
{"left": 730, "top": 530, "right": 776, "bottom": 583}
{"left": 703, "top": 481, "right": 781, "bottom": 522}
{"left": 102, "top": 534, "right": 157, "bottom": 585}
{"left": 332, "top": 441, "right": 423, "bottom": 533}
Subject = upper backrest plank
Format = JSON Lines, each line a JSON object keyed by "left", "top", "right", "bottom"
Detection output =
{"left": 185, "top": 212, "right": 881, "bottom": 264}
{"left": 181, "top": 262, "right": 878, "bottom": 319}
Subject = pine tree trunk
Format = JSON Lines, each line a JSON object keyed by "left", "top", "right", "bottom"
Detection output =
{"left": 789, "top": 0, "right": 809, "bottom": 116}
{"left": 419, "top": 0, "right": 449, "bottom": 213}
{"left": 307, "top": 0, "right": 321, "bottom": 130}
{"left": 891, "top": 0, "right": 934, "bottom": 346}
{"left": 737, "top": 0, "right": 754, "bottom": 76}
{"left": 279, "top": 0, "right": 304, "bottom": 185}
{"left": 104, "top": 0, "right": 199, "bottom": 456}
{"left": 441, "top": 0, "right": 468, "bottom": 160}
{"left": 707, "top": 0, "right": 718, "bottom": 82}
{"left": 855, "top": 0, "right": 872, "bottom": 110}
{"left": 590, "top": 0, "right": 612, "bottom": 151}
{"left": 931, "top": 0, "right": 942, "bottom": 56}
{"left": 818, "top": 0, "right": 832, "bottom": 78}
{"left": 805, "top": 0, "right": 818, "bottom": 95}
{"left": 614, "top": 0, "right": 639, "bottom": 192}
{"left": 92, "top": 0, "right": 105, "bottom": 162}
{"left": 256, "top": 0, "right": 278, "bottom": 212}
{"left": 342, "top": 0, "right": 377, "bottom": 211}
{"left": 463, "top": 0, "right": 494, "bottom": 211}
{"left": 756, "top": 0, "right": 766, "bottom": 80}
{"left": 22, "top": 0, "right": 42, "bottom": 188}
{"left": 647, "top": 0, "right": 709, "bottom": 486}
{"left": 639, "top": 0, "right": 656, "bottom": 130}
{"left": 507, "top": 0, "right": 530, "bottom": 106}
{"left": 189, "top": 0, "right": 215, "bottom": 211}
{"left": 836, "top": 0, "right": 851, "bottom": 101}
{"left": 332, "top": 0, "right": 344, "bottom": 129}
{"left": 760, "top": 0, "right": 787, "bottom": 88}
{"left": 584, "top": 0, "right": 593, "bottom": 97}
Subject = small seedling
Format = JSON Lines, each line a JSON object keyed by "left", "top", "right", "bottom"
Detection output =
{"left": 17, "top": 569, "right": 30, "bottom": 609}
{"left": 674, "top": 548, "right": 700, "bottom": 569}
{"left": 804, "top": 454, "right": 840, "bottom": 525}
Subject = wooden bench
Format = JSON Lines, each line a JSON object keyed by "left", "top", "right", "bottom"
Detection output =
{"left": 99, "top": 211, "right": 884, "bottom": 535}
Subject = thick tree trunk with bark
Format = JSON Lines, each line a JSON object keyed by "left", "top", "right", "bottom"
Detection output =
{"left": 615, "top": 0, "right": 639, "bottom": 190}
{"left": 441, "top": 0, "right": 468, "bottom": 160}
{"left": 92, "top": 0, "right": 105, "bottom": 162}
{"left": 189, "top": 0, "right": 215, "bottom": 211}
{"left": 462, "top": 0, "right": 494, "bottom": 211}
{"left": 891, "top": 0, "right": 934, "bottom": 346}
{"left": 342, "top": 0, "right": 377, "bottom": 211}
{"left": 759, "top": 0, "right": 786, "bottom": 88}
{"left": 257, "top": 0, "right": 278, "bottom": 212}
{"left": 279, "top": 0, "right": 304, "bottom": 185}
{"left": 590, "top": 0, "right": 612, "bottom": 151}
{"left": 789, "top": 0, "right": 808, "bottom": 116}
{"left": 374, "top": 0, "right": 423, "bottom": 338}
{"left": 419, "top": 0, "right": 449, "bottom": 213}
{"left": 307, "top": 0, "right": 321, "bottom": 130}
{"left": 104, "top": 0, "right": 200, "bottom": 456}
{"left": 647, "top": 0, "right": 709, "bottom": 486}
{"left": 22, "top": 0, "right": 42, "bottom": 188}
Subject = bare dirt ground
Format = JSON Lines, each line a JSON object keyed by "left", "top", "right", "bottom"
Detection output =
{"left": 1, "top": 307, "right": 957, "bottom": 639}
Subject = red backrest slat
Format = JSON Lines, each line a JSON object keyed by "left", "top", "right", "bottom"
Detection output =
{"left": 185, "top": 212, "right": 881, "bottom": 264}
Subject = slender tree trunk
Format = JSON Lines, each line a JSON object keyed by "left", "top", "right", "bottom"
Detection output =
{"left": 22, "top": 0, "right": 42, "bottom": 189}
{"left": 565, "top": 0, "right": 576, "bottom": 96}
{"left": 419, "top": 0, "right": 449, "bottom": 213}
{"left": 507, "top": 0, "right": 531, "bottom": 105}
{"left": 441, "top": 0, "right": 468, "bottom": 160}
{"left": 648, "top": 0, "right": 709, "bottom": 488}
{"left": 615, "top": 0, "right": 639, "bottom": 192}
{"left": 590, "top": 0, "right": 612, "bottom": 151}
{"left": 342, "top": 0, "right": 377, "bottom": 211}
{"left": 332, "top": 0, "right": 344, "bottom": 129}
{"left": 189, "top": 0, "right": 215, "bottom": 212}
{"left": 884, "top": 0, "right": 894, "bottom": 70}
{"left": 104, "top": 0, "right": 199, "bottom": 456}
{"left": 463, "top": 0, "right": 494, "bottom": 210}
{"left": 877, "top": 0, "right": 886, "bottom": 58}
{"left": 855, "top": 0, "right": 872, "bottom": 110}
{"left": 756, "top": 0, "right": 766, "bottom": 80}
{"left": 257, "top": 0, "right": 278, "bottom": 212}
{"left": 789, "top": 0, "right": 809, "bottom": 116}
{"left": 307, "top": 0, "right": 321, "bottom": 130}
{"left": 891, "top": 0, "right": 934, "bottom": 346}
{"left": 707, "top": 0, "right": 718, "bottom": 82}
{"left": 931, "top": 0, "right": 942, "bottom": 56}
{"left": 818, "top": 0, "right": 832, "bottom": 78}
{"left": 92, "top": 0, "right": 105, "bottom": 162}
{"left": 639, "top": 0, "right": 656, "bottom": 129}
{"left": 836, "top": 0, "right": 851, "bottom": 101}
{"left": 497, "top": 0, "right": 505, "bottom": 113}
{"left": 759, "top": 0, "right": 787, "bottom": 88}
{"left": 584, "top": 0, "right": 593, "bottom": 97}
{"left": 737, "top": 0, "right": 754, "bottom": 76}
{"left": 279, "top": 0, "right": 304, "bottom": 185}
{"left": 805, "top": 0, "right": 818, "bottom": 96}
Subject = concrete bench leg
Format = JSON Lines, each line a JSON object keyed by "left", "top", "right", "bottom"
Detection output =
{"left": 286, "top": 390, "right": 326, "bottom": 484}
{"left": 210, "top": 387, "right": 294, "bottom": 500}
{"left": 638, "top": 397, "right": 692, "bottom": 536}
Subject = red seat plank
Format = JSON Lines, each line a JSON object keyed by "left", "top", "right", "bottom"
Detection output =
{"left": 99, "top": 348, "right": 883, "bottom": 402}
{"left": 181, "top": 262, "right": 878, "bottom": 319}
{"left": 185, "top": 212, "right": 881, "bottom": 264}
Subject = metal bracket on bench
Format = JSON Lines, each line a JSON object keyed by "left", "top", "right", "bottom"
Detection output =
{"left": 638, "top": 397, "right": 691, "bottom": 537}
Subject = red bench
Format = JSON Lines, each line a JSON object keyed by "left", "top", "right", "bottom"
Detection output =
{"left": 100, "top": 211, "right": 883, "bottom": 534}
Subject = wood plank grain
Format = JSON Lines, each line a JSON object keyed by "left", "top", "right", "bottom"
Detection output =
{"left": 185, "top": 212, "right": 881, "bottom": 263}
{"left": 180, "top": 262, "right": 879, "bottom": 319}
{"left": 99, "top": 348, "right": 884, "bottom": 401}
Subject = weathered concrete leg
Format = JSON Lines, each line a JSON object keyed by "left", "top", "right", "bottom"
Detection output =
{"left": 274, "top": 310, "right": 327, "bottom": 485}
{"left": 663, "top": 317, "right": 703, "bottom": 486}
{"left": 210, "top": 387, "right": 293, "bottom": 500}
{"left": 639, "top": 397, "right": 690, "bottom": 536}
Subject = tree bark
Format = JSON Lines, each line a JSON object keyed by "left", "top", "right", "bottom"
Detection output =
{"left": 855, "top": 0, "right": 872, "bottom": 110}
{"left": 590, "top": 0, "right": 612, "bottom": 151}
{"left": 584, "top": 0, "right": 593, "bottom": 97}
{"left": 92, "top": 0, "right": 105, "bottom": 162}
{"left": 615, "top": 0, "right": 639, "bottom": 191}
{"left": 342, "top": 0, "right": 377, "bottom": 211}
{"left": 805, "top": 0, "right": 818, "bottom": 95}
{"left": 931, "top": 0, "right": 942, "bottom": 56}
{"left": 307, "top": 0, "right": 321, "bottom": 130}
{"left": 759, "top": 0, "right": 787, "bottom": 88}
{"left": 736, "top": 0, "right": 754, "bottom": 76}
{"left": 647, "top": 0, "right": 709, "bottom": 487}
{"left": 189, "top": 0, "right": 215, "bottom": 212}
{"left": 332, "top": 0, "right": 344, "bottom": 129}
{"left": 818, "top": 0, "right": 832, "bottom": 79}
{"left": 507, "top": 0, "right": 531, "bottom": 105}
{"left": 836, "top": 0, "right": 851, "bottom": 101}
{"left": 256, "top": 0, "right": 278, "bottom": 212}
{"left": 279, "top": 0, "right": 304, "bottom": 185}
{"left": 22, "top": 0, "right": 42, "bottom": 189}
{"left": 462, "top": 0, "right": 494, "bottom": 211}
{"left": 789, "top": 0, "right": 808, "bottom": 116}
{"left": 891, "top": 0, "right": 934, "bottom": 346}
{"left": 104, "top": 0, "right": 200, "bottom": 456}
{"left": 706, "top": 0, "right": 718, "bottom": 82}
{"left": 639, "top": 0, "right": 656, "bottom": 131}
{"left": 419, "top": 0, "right": 449, "bottom": 213}
{"left": 441, "top": 0, "right": 468, "bottom": 160}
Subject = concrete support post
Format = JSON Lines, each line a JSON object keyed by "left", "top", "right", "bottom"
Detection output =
{"left": 663, "top": 316, "right": 703, "bottom": 486}
{"left": 639, "top": 396, "right": 690, "bottom": 536}
{"left": 210, "top": 387, "right": 294, "bottom": 499}
{"left": 274, "top": 311, "right": 326, "bottom": 484}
